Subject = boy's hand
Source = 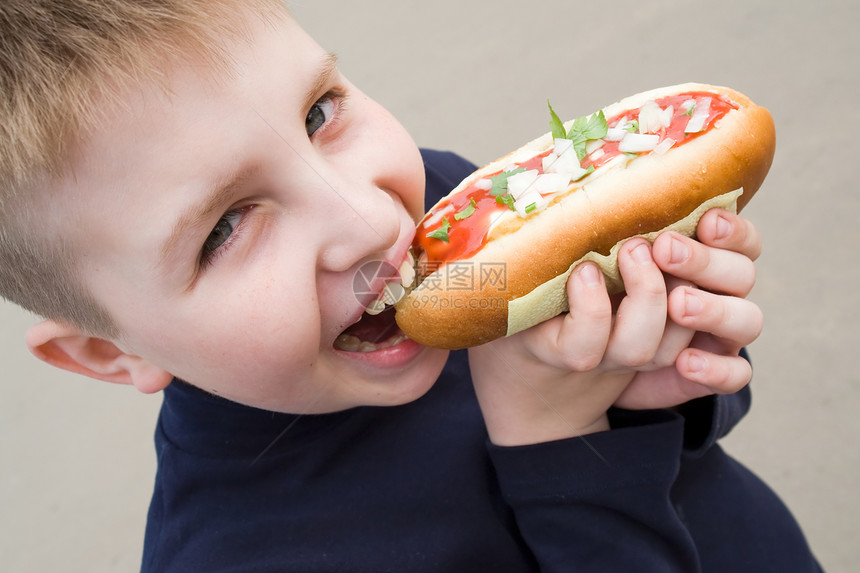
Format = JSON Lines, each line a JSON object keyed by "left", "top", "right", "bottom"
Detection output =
{"left": 468, "top": 234, "right": 672, "bottom": 446}
{"left": 467, "top": 209, "right": 762, "bottom": 446}
{"left": 614, "top": 208, "right": 763, "bottom": 409}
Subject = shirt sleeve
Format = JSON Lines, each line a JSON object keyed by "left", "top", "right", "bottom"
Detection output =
{"left": 672, "top": 386, "right": 751, "bottom": 458}
{"left": 420, "top": 149, "right": 478, "bottom": 210}
{"left": 487, "top": 409, "right": 702, "bottom": 573}
{"left": 675, "top": 348, "right": 753, "bottom": 457}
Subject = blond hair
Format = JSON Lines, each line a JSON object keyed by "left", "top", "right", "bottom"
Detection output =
{"left": 0, "top": 0, "right": 285, "bottom": 336}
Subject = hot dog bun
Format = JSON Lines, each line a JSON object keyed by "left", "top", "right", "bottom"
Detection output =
{"left": 395, "top": 83, "right": 775, "bottom": 349}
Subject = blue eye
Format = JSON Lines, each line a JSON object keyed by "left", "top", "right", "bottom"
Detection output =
{"left": 201, "top": 209, "right": 243, "bottom": 264}
{"left": 306, "top": 96, "right": 336, "bottom": 137}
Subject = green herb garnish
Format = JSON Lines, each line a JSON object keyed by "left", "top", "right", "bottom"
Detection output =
{"left": 548, "top": 100, "right": 567, "bottom": 140}
{"left": 454, "top": 198, "right": 477, "bottom": 221}
{"left": 495, "top": 193, "right": 516, "bottom": 211}
{"left": 487, "top": 168, "right": 525, "bottom": 212}
{"left": 426, "top": 218, "right": 451, "bottom": 242}
{"left": 547, "top": 101, "right": 609, "bottom": 161}
{"left": 683, "top": 101, "right": 696, "bottom": 116}
{"left": 623, "top": 119, "right": 639, "bottom": 133}
{"left": 524, "top": 202, "right": 537, "bottom": 214}
{"left": 489, "top": 168, "right": 526, "bottom": 197}
{"left": 573, "top": 165, "right": 595, "bottom": 181}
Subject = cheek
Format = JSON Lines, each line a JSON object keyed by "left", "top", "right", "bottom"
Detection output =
{"left": 198, "top": 288, "right": 321, "bottom": 360}
{"left": 122, "top": 280, "right": 324, "bottom": 385}
{"left": 151, "top": 310, "right": 322, "bottom": 399}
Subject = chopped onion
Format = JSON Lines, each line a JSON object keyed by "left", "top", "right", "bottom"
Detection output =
{"left": 543, "top": 150, "right": 582, "bottom": 176}
{"left": 506, "top": 169, "right": 539, "bottom": 200}
{"left": 503, "top": 163, "right": 520, "bottom": 172}
{"left": 588, "top": 148, "right": 606, "bottom": 162}
{"left": 653, "top": 137, "right": 676, "bottom": 155}
{"left": 533, "top": 172, "right": 571, "bottom": 195}
{"left": 684, "top": 113, "right": 707, "bottom": 133}
{"left": 611, "top": 115, "right": 629, "bottom": 129}
{"left": 553, "top": 138, "right": 574, "bottom": 157}
{"left": 660, "top": 105, "right": 674, "bottom": 128}
{"left": 618, "top": 132, "right": 660, "bottom": 153}
{"left": 638, "top": 101, "right": 663, "bottom": 134}
{"left": 474, "top": 178, "right": 493, "bottom": 191}
{"left": 685, "top": 97, "right": 712, "bottom": 133}
{"left": 513, "top": 190, "right": 547, "bottom": 218}
{"left": 585, "top": 138, "right": 606, "bottom": 155}
{"left": 680, "top": 99, "right": 696, "bottom": 114}
{"left": 567, "top": 165, "right": 590, "bottom": 181}
{"left": 604, "top": 127, "right": 628, "bottom": 141}
{"left": 639, "top": 101, "right": 674, "bottom": 134}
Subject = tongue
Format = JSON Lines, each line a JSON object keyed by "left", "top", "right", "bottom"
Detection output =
{"left": 342, "top": 307, "right": 401, "bottom": 343}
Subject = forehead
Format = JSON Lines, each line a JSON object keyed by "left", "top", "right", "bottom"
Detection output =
{"left": 87, "top": 11, "right": 319, "bottom": 138}
{"left": 63, "top": 12, "right": 322, "bottom": 196}
{"left": 52, "top": 12, "right": 329, "bottom": 270}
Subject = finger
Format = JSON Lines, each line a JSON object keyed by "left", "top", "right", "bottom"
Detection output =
{"left": 668, "top": 286, "right": 764, "bottom": 347}
{"left": 525, "top": 262, "right": 612, "bottom": 371}
{"left": 641, "top": 319, "right": 696, "bottom": 372}
{"left": 676, "top": 348, "right": 753, "bottom": 394}
{"left": 613, "top": 365, "right": 714, "bottom": 409}
{"left": 644, "top": 275, "right": 696, "bottom": 370}
{"left": 605, "top": 240, "right": 668, "bottom": 367}
{"left": 695, "top": 209, "right": 763, "bottom": 260}
{"left": 652, "top": 232, "right": 756, "bottom": 297}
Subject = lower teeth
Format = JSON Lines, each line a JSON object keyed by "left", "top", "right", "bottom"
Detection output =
{"left": 334, "top": 333, "right": 409, "bottom": 352}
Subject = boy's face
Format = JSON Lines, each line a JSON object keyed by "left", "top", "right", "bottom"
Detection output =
{"left": 51, "top": 13, "right": 449, "bottom": 412}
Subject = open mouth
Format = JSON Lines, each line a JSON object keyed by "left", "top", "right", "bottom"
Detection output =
{"left": 334, "top": 306, "right": 407, "bottom": 352}
{"left": 333, "top": 248, "right": 424, "bottom": 353}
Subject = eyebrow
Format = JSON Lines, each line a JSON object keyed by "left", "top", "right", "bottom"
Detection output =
{"left": 302, "top": 52, "right": 340, "bottom": 115}
{"left": 158, "top": 164, "right": 260, "bottom": 269}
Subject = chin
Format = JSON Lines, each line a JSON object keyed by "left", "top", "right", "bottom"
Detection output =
{"left": 359, "top": 347, "right": 449, "bottom": 407}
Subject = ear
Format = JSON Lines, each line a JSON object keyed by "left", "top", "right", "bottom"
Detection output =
{"left": 25, "top": 320, "right": 173, "bottom": 394}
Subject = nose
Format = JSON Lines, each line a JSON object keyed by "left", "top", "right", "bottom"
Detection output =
{"left": 315, "top": 176, "right": 403, "bottom": 272}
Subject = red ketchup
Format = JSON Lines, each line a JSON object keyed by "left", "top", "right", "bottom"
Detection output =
{"left": 415, "top": 92, "right": 737, "bottom": 267}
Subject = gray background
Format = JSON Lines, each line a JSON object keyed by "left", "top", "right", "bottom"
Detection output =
{"left": 2, "top": 0, "right": 857, "bottom": 570}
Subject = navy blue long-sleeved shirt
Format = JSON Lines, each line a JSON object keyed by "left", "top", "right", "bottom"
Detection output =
{"left": 141, "top": 150, "right": 821, "bottom": 572}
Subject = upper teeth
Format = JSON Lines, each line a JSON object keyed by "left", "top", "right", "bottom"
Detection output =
{"left": 364, "top": 250, "right": 417, "bottom": 315}
{"left": 365, "top": 281, "right": 406, "bottom": 315}
{"left": 399, "top": 258, "right": 416, "bottom": 288}
{"left": 382, "top": 282, "right": 406, "bottom": 305}
{"left": 365, "top": 299, "right": 386, "bottom": 315}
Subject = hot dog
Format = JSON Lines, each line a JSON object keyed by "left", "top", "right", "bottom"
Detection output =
{"left": 393, "top": 83, "right": 775, "bottom": 350}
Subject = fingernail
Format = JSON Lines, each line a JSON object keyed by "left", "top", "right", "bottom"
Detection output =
{"left": 630, "top": 242, "right": 652, "bottom": 265}
{"left": 669, "top": 235, "right": 691, "bottom": 264}
{"left": 684, "top": 291, "right": 704, "bottom": 317}
{"left": 715, "top": 214, "right": 733, "bottom": 241}
{"left": 578, "top": 263, "right": 602, "bottom": 286}
{"left": 687, "top": 353, "right": 707, "bottom": 373}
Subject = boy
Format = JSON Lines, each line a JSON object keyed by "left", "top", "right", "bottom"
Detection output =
{"left": 0, "top": 1, "right": 821, "bottom": 571}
